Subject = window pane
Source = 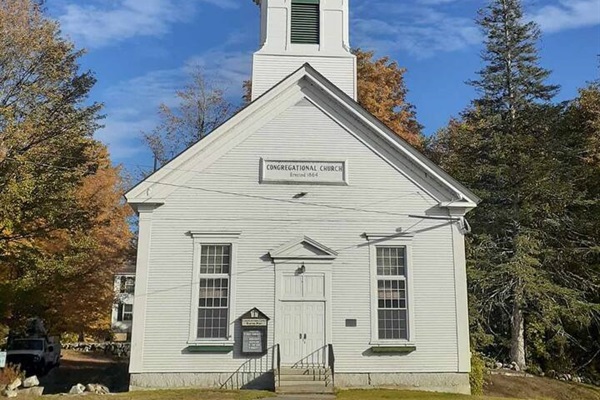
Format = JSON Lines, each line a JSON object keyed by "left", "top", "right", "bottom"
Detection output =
{"left": 198, "top": 308, "right": 228, "bottom": 339}
{"left": 200, "top": 245, "right": 231, "bottom": 275}
{"left": 197, "top": 259, "right": 230, "bottom": 339}
{"left": 377, "top": 277, "right": 408, "bottom": 340}
{"left": 376, "top": 247, "right": 405, "bottom": 276}
{"left": 378, "top": 309, "right": 408, "bottom": 340}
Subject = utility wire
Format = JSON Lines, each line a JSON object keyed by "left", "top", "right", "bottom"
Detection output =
{"left": 3, "top": 154, "right": 431, "bottom": 195}
{"left": 144, "top": 180, "right": 419, "bottom": 218}
{"left": 3, "top": 156, "right": 440, "bottom": 219}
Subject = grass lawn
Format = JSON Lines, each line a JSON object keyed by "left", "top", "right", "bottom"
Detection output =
{"left": 338, "top": 389, "right": 520, "bottom": 400}
{"left": 41, "top": 389, "right": 275, "bottom": 400}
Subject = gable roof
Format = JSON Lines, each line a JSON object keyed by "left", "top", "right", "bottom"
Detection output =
{"left": 269, "top": 236, "right": 338, "bottom": 260}
{"left": 125, "top": 63, "right": 480, "bottom": 209}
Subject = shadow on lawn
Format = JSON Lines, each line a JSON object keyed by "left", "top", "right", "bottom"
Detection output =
{"left": 39, "top": 352, "right": 130, "bottom": 394}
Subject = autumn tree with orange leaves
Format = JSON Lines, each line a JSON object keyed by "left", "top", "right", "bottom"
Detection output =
{"left": 355, "top": 49, "right": 423, "bottom": 148}
{"left": 241, "top": 49, "right": 423, "bottom": 148}
{"left": 0, "top": 0, "right": 131, "bottom": 337}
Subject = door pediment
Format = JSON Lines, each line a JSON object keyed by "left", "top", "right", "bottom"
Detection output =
{"left": 269, "top": 236, "right": 337, "bottom": 261}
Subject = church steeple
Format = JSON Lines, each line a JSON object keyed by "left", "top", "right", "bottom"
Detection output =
{"left": 251, "top": 0, "right": 356, "bottom": 101}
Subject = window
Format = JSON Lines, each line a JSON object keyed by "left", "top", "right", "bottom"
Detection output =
{"left": 197, "top": 244, "right": 231, "bottom": 340}
{"left": 291, "top": 0, "right": 320, "bottom": 44}
{"left": 377, "top": 247, "right": 408, "bottom": 340}
{"left": 189, "top": 232, "right": 239, "bottom": 344}
{"left": 368, "top": 238, "right": 415, "bottom": 344}
{"left": 120, "top": 276, "right": 135, "bottom": 294}
{"left": 123, "top": 304, "right": 133, "bottom": 321}
{"left": 117, "top": 303, "right": 133, "bottom": 322}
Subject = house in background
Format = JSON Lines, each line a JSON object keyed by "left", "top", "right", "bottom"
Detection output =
{"left": 125, "top": 0, "right": 479, "bottom": 395}
{"left": 112, "top": 265, "right": 136, "bottom": 342}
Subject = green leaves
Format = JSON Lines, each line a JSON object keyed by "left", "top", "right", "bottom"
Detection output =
{"left": 0, "top": 0, "right": 132, "bottom": 338}
{"left": 430, "top": 0, "right": 600, "bottom": 377}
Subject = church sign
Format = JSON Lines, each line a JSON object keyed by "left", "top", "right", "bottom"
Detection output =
{"left": 260, "top": 159, "right": 348, "bottom": 185}
{"left": 240, "top": 308, "right": 269, "bottom": 356}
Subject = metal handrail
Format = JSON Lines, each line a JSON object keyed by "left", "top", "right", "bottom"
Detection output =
{"left": 276, "top": 343, "right": 281, "bottom": 388}
{"left": 292, "top": 345, "right": 328, "bottom": 369}
{"left": 328, "top": 343, "right": 335, "bottom": 387}
{"left": 220, "top": 344, "right": 280, "bottom": 390}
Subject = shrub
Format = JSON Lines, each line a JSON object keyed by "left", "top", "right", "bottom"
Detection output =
{"left": 470, "top": 352, "right": 486, "bottom": 395}
{"left": 0, "top": 364, "right": 25, "bottom": 386}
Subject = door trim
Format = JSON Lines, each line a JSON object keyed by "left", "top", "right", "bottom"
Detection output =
{"left": 274, "top": 262, "right": 333, "bottom": 363}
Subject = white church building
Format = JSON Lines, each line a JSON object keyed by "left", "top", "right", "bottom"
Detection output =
{"left": 125, "top": 0, "right": 479, "bottom": 394}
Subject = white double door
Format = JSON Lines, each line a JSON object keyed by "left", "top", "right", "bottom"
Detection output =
{"left": 280, "top": 301, "right": 325, "bottom": 365}
{"left": 278, "top": 271, "right": 327, "bottom": 365}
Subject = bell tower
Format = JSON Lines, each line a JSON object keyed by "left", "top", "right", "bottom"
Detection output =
{"left": 251, "top": 0, "right": 356, "bottom": 101}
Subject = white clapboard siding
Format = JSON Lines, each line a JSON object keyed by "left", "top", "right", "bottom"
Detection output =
{"left": 139, "top": 100, "right": 461, "bottom": 374}
{"left": 253, "top": 54, "right": 356, "bottom": 99}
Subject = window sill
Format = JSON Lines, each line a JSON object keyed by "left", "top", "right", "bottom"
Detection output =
{"left": 368, "top": 342, "right": 417, "bottom": 354}
{"left": 187, "top": 340, "right": 234, "bottom": 347}
{"left": 185, "top": 341, "right": 234, "bottom": 353}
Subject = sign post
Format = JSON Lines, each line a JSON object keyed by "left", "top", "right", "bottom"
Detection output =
{"left": 240, "top": 308, "right": 270, "bottom": 356}
{"left": 0, "top": 351, "right": 6, "bottom": 368}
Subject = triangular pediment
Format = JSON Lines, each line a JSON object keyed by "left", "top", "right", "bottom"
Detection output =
{"left": 269, "top": 236, "right": 338, "bottom": 260}
{"left": 125, "top": 64, "right": 479, "bottom": 210}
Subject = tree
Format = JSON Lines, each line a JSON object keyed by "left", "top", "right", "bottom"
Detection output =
{"left": 0, "top": 0, "right": 132, "bottom": 337}
{"left": 355, "top": 49, "right": 423, "bottom": 147}
{"left": 242, "top": 49, "right": 423, "bottom": 148}
{"left": 430, "top": 0, "right": 599, "bottom": 372}
{"left": 470, "top": 0, "right": 559, "bottom": 123}
{"left": 0, "top": 0, "right": 101, "bottom": 248}
{"left": 142, "top": 68, "right": 234, "bottom": 168}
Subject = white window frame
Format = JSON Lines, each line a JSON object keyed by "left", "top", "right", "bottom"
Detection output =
{"left": 188, "top": 232, "right": 240, "bottom": 346}
{"left": 120, "top": 276, "right": 135, "bottom": 294}
{"left": 123, "top": 304, "right": 133, "bottom": 321}
{"left": 368, "top": 236, "right": 416, "bottom": 346}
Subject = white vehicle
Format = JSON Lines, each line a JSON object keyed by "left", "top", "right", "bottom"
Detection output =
{"left": 6, "top": 337, "right": 61, "bottom": 374}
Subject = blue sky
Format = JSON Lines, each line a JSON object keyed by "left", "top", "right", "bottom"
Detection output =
{"left": 46, "top": 0, "right": 600, "bottom": 170}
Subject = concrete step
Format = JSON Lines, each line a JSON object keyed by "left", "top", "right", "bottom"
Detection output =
{"left": 279, "top": 367, "right": 330, "bottom": 375}
{"left": 278, "top": 373, "right": 330, "bottom": 382}
{"left": 277, "top": 382, "right": 335, "bottom": 395}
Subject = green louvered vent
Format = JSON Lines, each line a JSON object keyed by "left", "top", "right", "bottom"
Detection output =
{"left": 291, "top": 0, "right": 320, "bottom": 44}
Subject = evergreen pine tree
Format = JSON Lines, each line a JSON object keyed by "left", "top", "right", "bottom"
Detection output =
{"left": 430, "top": 0, "right": 599, "bottom": 372}
{"left": 470, "top": 0, "right": 559, "bottom": 124}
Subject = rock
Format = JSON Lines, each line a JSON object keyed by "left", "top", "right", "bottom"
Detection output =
{"left": 86, "top": 384, "right": 110, "bottom": 394}
{"left": 6, "top": 379, "right": 21, "bottom": 391}
{"left": 69, "top": 384, "right": 86, "bottom": 395}
{"left": 495, "top": 362, "right": 503, "bottom": 369}
{"left": 23, "top": 375, "right": 40, "bottom": 388}
{"left": 1, "top": 389, "right": 17, "bottom": 398}
{"left": 18, "top": 387, "right": 44, "bottom": 397}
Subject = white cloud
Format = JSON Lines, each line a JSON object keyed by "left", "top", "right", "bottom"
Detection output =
{"left": 58, "top": 0, "right": 187, "bottom": 48}
{"left": 196, "top": 0, "right": 240, "bottom": 9}
{"left": 57, "top": 0, "right": 239, "bottom": 49}
{"left": 352, "top": 2, "right": 481, "bottom": 59}
{"left": 416, "top": 0, "right": 460, "bottom": 4}
{"left": 531, "top": 0, "right": 600, "bottom": 34}
{"left": 97, "top": 45, "right": 252, "bottom": 164}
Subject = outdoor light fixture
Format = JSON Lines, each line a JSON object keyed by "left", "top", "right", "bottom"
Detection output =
{"left": 297, "top": 263, "right": 306, "bottom": 275}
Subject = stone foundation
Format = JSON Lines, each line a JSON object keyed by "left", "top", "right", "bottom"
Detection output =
{"left": 130, "top": 372, "right": 274, "bottom": 391}
{"left": 131, "top": 371, "right": 469, "bottom": 394}
{"left": 335, "top": 373, "right": 471, "bottom": 394}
